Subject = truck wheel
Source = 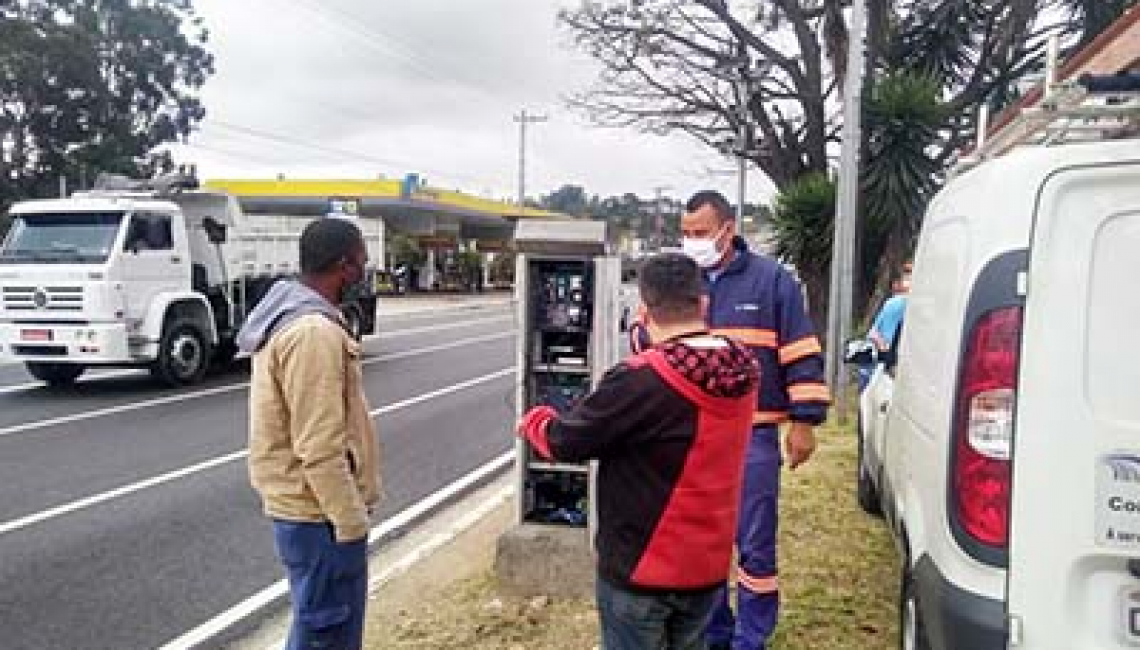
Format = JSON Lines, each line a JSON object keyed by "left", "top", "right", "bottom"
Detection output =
{"left": 152, "top": 320, "right": 211, "bottom": 386}
{"left": 211, "top": 339, "right": 239, "bottom": 369}
{"left": 857, "top": 420, "right": 883, "bottom": 517}
{"left": 25, "top": 362, "right": 85, "bottom": 387}
{"left": 342, "top": 306, "right": 364, "bottom": 341}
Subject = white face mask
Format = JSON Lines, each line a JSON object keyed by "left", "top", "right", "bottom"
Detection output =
{"left": 682, "top": 225, "right": 728, "bottom": 269}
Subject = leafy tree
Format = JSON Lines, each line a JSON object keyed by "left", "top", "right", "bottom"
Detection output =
{"left": 387, "top": 232, "right": 426, "bottom": 269}
{"left": 542, "top": 184, "right": 590, "bottom": 217}
{"left": 0, "top": 0, "right": 214, "bottom": 235}
{"left": 489, "top": 251, "right": 515, "bottom": 284}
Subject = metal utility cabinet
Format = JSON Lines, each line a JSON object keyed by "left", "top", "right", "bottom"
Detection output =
{"left": 495, "top": 219, "right": 620, "bottom": 598}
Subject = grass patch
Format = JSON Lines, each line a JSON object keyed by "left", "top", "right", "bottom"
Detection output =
{"left": 367, "top": 416, "right": 898, "bottom": 649}
{"left": 768, "top": 418, "right": 899, "bottom": 649}
{"left": 368, "top": 575, "right": 597, "bottom": 649}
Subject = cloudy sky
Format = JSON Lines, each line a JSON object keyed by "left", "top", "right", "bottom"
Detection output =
{"left": 167, "top": 0, "right": 774, "bottom": 204}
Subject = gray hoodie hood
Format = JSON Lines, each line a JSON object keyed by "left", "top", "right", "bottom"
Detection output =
{"left": 237, "top": 281, "right": 343, "bottom": 354}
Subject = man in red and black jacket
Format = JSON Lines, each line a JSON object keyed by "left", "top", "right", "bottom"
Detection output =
{"left": 518, "top": 253, "right": 759, "bottom": 650}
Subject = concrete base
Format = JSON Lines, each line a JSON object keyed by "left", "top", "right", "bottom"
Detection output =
{"left": 494, "top": 523, "right": 595, "bottom": 599}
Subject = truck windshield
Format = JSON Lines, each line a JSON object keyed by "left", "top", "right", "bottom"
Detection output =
{"left": 0, "top": 212, "right": 124, "bottom": 264}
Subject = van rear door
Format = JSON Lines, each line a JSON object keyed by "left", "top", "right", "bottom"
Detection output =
{"left": 1009, "top": 159, "right": 1140, "bottom": 648}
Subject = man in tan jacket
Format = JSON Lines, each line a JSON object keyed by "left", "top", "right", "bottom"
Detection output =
{"left": 238, "top": 217, "right": 381, "bottom": 650}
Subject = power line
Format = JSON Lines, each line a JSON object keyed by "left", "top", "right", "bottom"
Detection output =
{"left": 287, "top": 0, "right": 454, "bottom": 88}
{"left": 202, "top": 121, "right": 405, "bottom": 168}
{"left": 196, "top": 120, "right": 502, "bottom": 188}
{"left": 284, "top": 0, "right": 510, "bottom": 103}
{"left": 169, "top": 141, "right": 282, "bottom": 167}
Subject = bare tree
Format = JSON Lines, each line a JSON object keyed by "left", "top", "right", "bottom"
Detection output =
{"left": 562, "top": 0, "right": 1112, "bottom": 327}
{"left": 561, "top": 0, "right": 1071, "bottom": 189}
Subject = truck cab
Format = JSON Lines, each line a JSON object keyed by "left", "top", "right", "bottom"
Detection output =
{"left": 1, "top": 174, "right": 382, "bottom": 388}
{"left": 0, "top": 190, "right": 230, "bottom": 386}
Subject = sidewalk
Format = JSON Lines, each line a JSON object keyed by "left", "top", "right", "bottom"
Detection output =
{"left": 226, "top": 420, "right": 898, "bottom": 650}
{"left": 222, "top": 475, "right": 596, "bottom": 650}
{"left": 354, "top": 420, "right": 899, "bottom": 650}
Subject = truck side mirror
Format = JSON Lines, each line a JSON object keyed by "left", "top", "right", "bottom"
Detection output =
{"left": 203, "top": 217, "right": 227, "bottom": 244}
{"left": 879, "top": 346, "right": 899, "bottom": 370}
{"left": 125, "top": 223, "right": 145, "bottom": 254}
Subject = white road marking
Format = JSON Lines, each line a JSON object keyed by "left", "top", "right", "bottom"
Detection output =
{"left": 0, "top": 314, "right": 513, "bottom": 396}
{"left": 0, "top": 369, "right": 515, "bottom": 538}
{"left": 0, "top": 369, "right": 140, "bottom": 396}
{"left": 0, "top": 451, "right": 248, "bottom": 537}
{"left": 0, "top": 330, "right": 515, "bottom": 440}
{"left": 157, "top": 451, "right": 516, "bottom": 650}
{"left": 379, "top": 299, "right": 513, "bottom": 319}
{"left": 374, "top": 314, "right": 511, "bottom": 338}
{"left": 367, "top": 484, "right": 515, "bottom": 593}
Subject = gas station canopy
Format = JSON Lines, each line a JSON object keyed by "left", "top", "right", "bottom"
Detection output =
{"left": 203, "top": 177, "right": 567, "bottom": 241}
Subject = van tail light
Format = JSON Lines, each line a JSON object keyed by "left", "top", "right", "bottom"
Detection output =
{"left": 953, "top": 306, "right": 1022, "bottom": 549}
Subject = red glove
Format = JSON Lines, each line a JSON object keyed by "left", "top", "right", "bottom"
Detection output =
{"left": 517, "top": 405, "right": 558, "bottom": 460}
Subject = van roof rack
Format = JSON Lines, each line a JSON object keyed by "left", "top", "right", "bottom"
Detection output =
{"left": 953, "top": 6, "right": 1140, "bottom": 175}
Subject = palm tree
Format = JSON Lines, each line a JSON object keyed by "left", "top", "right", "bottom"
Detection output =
{"left": 768, "top": 173, "right": 836, "bottom": 335}
{"left": 858, "top": 72, "right": 945, "bottom": 315}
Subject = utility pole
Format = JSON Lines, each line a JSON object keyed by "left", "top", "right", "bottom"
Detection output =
{"left": 731, "top": 48, "right": 754, "bottom": 222}
{"left": 514, "top": 109, "right": 548, "bottom": 209}
{"left": 736, "top": 144, "right": 748, "bottom": 221}
{"left": 651, "top": 185, "right": 672, "bottom": 248}
{"left": 825, "top": 0, "right": 868, "bottom": 423}
{"left": 716, "top": 43, "right": 768, "bottom": 224}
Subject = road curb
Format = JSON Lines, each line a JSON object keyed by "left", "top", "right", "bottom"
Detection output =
{"left": 163, "top": 454, "right": 515, "bottom": 650}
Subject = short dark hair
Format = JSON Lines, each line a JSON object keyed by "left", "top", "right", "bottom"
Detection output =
{"left": 300, "top": 217, "right": 365, "bottom": 275}
{"left": 638, "top": 253, "right": 703, "bottom": 324}
{"left": 891, "top": 262, "right": 914, "bottom": 284}
{"left": 685, "top": 190, "right": 734, "bottom": 223}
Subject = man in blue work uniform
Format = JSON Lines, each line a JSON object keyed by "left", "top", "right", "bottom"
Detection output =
{"left": 869, "top": 263, "right": 910, "bottom": 352}
{"left": 677, "top": 190, "right": 831, "bottom": 650}
{"left": 857, "top": 263, "right": 910, "bottom": 389}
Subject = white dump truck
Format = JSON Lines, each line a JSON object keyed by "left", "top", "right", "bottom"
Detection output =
{"left": 0, "top": 175, "right": 382, "bottom": 387}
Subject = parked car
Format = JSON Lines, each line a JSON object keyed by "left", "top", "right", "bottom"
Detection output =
{"left": 847, "top": 135, "right": 1140, "bottom": 649}
{"left": 844, "top": 338, "right": 894, "bottom": 518}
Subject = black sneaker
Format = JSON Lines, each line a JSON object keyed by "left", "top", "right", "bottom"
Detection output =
{"left": 708, "top": 643, "right": 731, "bottom": 650}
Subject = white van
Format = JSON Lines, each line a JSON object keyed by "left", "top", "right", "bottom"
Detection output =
{"left": 857, "top": 128, "right": 1140, "bottom": 648}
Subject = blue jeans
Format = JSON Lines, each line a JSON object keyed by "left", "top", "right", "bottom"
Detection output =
{"left": 596, "top": 575, "right": 719, "bottom": 650}
{"left": 273, "top": 520, "right": 368, "bottom": 650}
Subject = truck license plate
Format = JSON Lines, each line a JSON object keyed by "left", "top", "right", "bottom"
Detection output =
{"left": 20, "top": 329, "right": 52, "bottom": 342}
{"left": 1119, "top": 585, "right": 1140, "bottom": 646}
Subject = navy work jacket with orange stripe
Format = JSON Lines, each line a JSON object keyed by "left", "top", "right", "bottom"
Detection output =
{"left": 631, "top": 238, "right": 831, "bottom": 426}
{"left": 707, "top": 238, "right": 830, "bottom": 426}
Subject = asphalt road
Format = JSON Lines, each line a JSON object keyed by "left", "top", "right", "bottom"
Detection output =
{"left": 0, "top": 300, "right": 518, "bottom": 650}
